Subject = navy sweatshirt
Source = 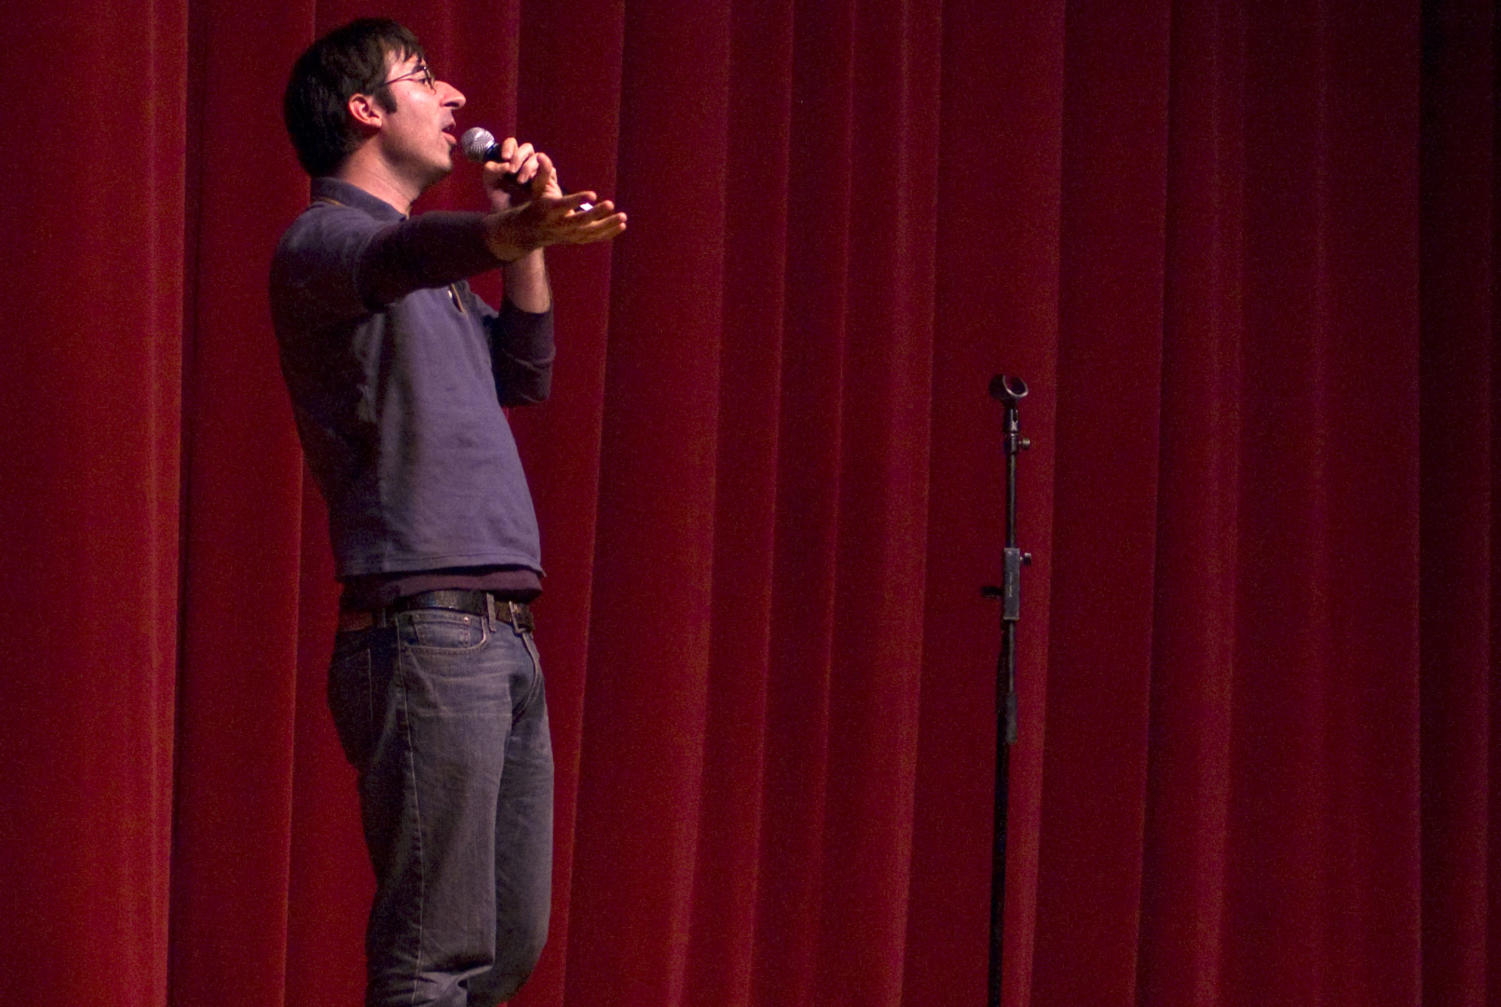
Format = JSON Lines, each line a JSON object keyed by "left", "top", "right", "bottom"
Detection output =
{"left": 270, "top": 177, "right": 553, "bottom": 586}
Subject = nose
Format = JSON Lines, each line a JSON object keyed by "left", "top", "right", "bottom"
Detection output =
{"left": 440, "top": 80, "right": 465, "bottom": 109}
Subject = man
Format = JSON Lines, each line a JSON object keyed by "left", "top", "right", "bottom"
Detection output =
{"left": 270, "top": 18, "right": 625, "bottom": 1006}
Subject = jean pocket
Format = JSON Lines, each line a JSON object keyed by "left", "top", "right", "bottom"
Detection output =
{"left": 327, "top": 636, "right": 374, "bottom": 768}
{"left": 397, "top": 609, "right": 489, "bottom": 652}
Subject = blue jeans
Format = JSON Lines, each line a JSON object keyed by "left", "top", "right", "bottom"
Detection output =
{"left": 328, "top": 599, "right": 554, "bottom": 1007}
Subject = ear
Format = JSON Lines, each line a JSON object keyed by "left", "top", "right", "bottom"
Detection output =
{"left": 347, "top": 92, "right": 385, "bottom": 131}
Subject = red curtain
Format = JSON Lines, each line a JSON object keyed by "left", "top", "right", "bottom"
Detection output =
{"left": 3, "top": 1, "right": 1494, "bottom": 1005}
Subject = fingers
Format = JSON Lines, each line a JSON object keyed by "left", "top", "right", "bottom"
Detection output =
{"left": 570, "top": 213, "right": 628, "bottom": 243}
{"left": 496, "top": 136, "right": 522, "bottom": 170}
{"left": 530, "top": 151, "right": 557, "bottom": 195}
{"left": 495, "top": 137, "right": 539, "bottom": 183}
{"left": 549, "top": 197, "right": 628, "bottom": 244}
{"left": 489, "top": 199, "right": 626, "bottom": 258}
{"left": 517, "top": 194, "right": 626, "bottom": 244}
{"left": 482, "top": 161, "right": 531, "bottom": 208}
{"left": 482, "top": 161, "right": 517, "bottom": 186}
{"left": 490, "top": 139, "right": 568, "bottom": 190}
{"left": 515, "top": 144, "right": 539, "bottom": 183}
{"left": 556, "top": 190, "right": 599, "bottom": 213}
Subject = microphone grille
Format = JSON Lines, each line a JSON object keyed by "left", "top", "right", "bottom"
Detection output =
{"left": 460, "top": 127, "right": 495, "bottom": 162}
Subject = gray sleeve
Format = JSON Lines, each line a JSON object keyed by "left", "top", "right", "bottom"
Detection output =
{"left": 272, "top": 207, "right": 502, "bottom": 329}
{"left": 467, "top": 289, "right": 555, "bottom": 406}
{"left": 356, "top": 211, "right": 503, "bottom": 308}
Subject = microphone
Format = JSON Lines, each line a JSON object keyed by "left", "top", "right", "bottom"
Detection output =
{"left": 461, "top": 127, "right": 593, "bottom": 212}
{"left": 460, "top": 126, "right": 505, "bottom": 163}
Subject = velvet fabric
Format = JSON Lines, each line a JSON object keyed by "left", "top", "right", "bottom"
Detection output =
{"left": 3, "top": 1, "right": 1494, "bottom": 1004}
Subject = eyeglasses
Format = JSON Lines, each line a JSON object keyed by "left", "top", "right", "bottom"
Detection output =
{"left": 382, "top": 62, "right": 435, "bottom": 91}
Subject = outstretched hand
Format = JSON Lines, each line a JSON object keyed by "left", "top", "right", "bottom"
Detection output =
{"left": 480, "top": 137, "right": 626, "bottom": 261}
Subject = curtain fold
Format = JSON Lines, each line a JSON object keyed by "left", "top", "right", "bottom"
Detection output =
{"left": 2, "top": 1, "right": 1494, "bottom": 1005}
{"left": 168, "top": 0, "right": 321, "bottom": 1001}
{"left": 3, "top": 7, "right": 187, "bottom": 1005}
{"left": 564, "top": 2, "right": 732, "bottom": 1002}
{"left": 1418, "top": 0, "right": 1496, "bottom": 1004}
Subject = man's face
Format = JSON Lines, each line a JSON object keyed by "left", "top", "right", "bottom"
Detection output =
{"left": 372, "top": 51, "right": 467, "bottom": 190}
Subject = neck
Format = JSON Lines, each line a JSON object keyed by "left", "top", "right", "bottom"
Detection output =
{"left": 333, "top": 148, "right": 422, "bottom": 215}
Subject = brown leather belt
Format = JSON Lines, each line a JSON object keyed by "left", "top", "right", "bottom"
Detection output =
{"left": 337, "top": 589, "right": 534, "bottom": 633}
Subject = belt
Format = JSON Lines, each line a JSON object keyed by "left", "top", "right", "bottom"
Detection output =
{"left": 337, "top": 589, "right": 534, "bottom": 634}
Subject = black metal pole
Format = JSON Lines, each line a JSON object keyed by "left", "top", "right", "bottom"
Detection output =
{"left": 983, "top": 374, "right": 1030, "bottom": 1007}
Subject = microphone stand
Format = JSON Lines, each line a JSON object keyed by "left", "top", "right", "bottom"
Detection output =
{"left": 982, "top": 374, "right": 1030, "bottom": 1007}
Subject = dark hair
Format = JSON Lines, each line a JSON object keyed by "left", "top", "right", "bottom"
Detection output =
{"left": 283, "top": 18, "right": 425, "bottom": 177}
